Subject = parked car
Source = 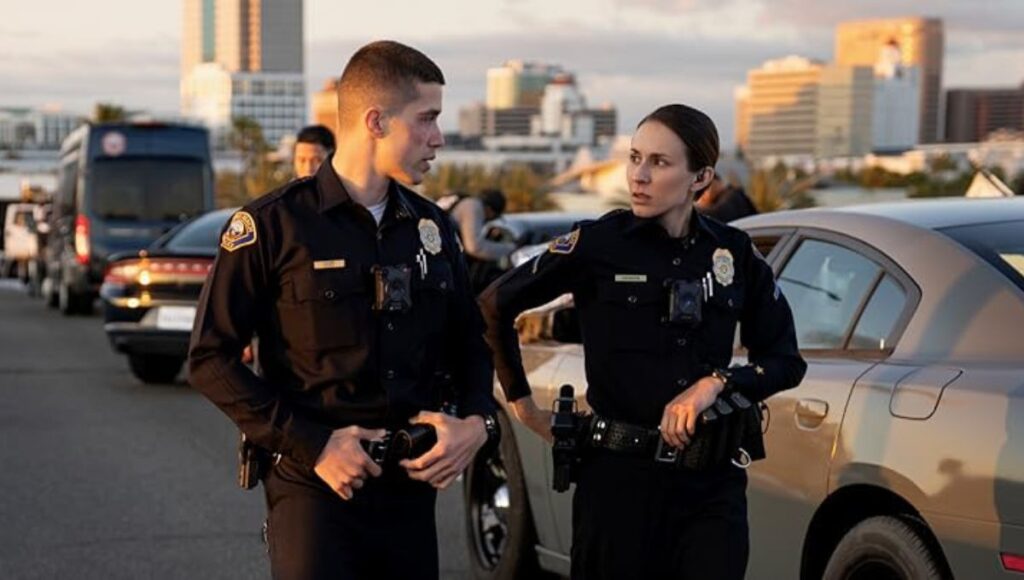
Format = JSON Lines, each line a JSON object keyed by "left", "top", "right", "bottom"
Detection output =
{"left": 464, "top": 198, "right": 1024, "bottom": 579}
{"left": 45, "top": 122, "right": 215, "bottom": 315}
{"left": 101, "top": 208, "right": 234, "bottom": 384}
{"left": 481, "top": 211, "right": 601, "bottom": 270}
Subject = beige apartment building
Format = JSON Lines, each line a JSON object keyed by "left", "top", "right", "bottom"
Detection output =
{"left": 836, "top": 17, "right": 944, "bottom": 144}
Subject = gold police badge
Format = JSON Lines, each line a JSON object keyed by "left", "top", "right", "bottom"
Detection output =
{"left": 221, "top": 211, "right": 257, "bottom": 252}
{"left": 419, "top": 219, "right": 442, "bottom": 255}
{"left": 712, "top": 248, "right": 734, "bottom": 287}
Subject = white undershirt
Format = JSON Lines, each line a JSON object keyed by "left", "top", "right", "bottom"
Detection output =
{"left": 365, "top": 196, "right": 388, "bottom": 225}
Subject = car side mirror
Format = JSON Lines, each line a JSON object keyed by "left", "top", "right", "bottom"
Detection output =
{"left": 551, "top": 307, "right": 582, "bottom": 344}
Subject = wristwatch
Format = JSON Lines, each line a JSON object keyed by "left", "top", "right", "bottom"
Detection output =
{"left": 481, "top": 413, "right": 500, "bottom": 443}
{"left": 710, "top": 368, "right": 731, "bottom": 389}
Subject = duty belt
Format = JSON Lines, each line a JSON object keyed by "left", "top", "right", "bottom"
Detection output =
{"left": 584, "top": 415, "right": 752, "bottom": 470}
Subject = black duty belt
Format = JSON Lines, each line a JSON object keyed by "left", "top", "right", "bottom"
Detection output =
{"left": 584, "top": 415, "right": 753, "bottom": 470}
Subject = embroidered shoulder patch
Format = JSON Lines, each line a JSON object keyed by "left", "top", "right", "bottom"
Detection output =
{"left": 548, "top": 229, "right": 580, "bottom": 255}
{"left": 221, "top": 211, "right": 257, "bottom": 252}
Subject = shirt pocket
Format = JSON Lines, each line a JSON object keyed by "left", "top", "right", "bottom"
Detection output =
{"left": 595, "top": 280, "right": 666, "bottom": 353}
{"left": 279, "top": 267, "right": 368, "bottom": 350}
{"left": 701, "top": 284, "right": 745, "bottom": 356}
{"left": 414, "top": 257, "right": 454, "bottom": 333}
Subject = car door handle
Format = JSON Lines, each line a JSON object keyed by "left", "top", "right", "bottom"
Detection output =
{"left": 796, "top": 398, "right": 828, "bottom": 429}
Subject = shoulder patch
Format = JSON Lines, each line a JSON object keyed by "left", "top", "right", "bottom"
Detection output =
{"left": 548, "top": 229, "right": 580, "bottom": 255}
{"left": 221, "top": 211, "right": 257, "bottom": 252}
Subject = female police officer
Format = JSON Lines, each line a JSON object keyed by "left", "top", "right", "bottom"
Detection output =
{"left": 479, "top": 104, "right": 806, "bottom": 579}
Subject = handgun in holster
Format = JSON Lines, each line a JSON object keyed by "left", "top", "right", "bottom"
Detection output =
{"left": 238, "top": 432, "right": 274, "bottom": 490}
{"left": 551, "top": 384, "right": 589, "bottom": 492}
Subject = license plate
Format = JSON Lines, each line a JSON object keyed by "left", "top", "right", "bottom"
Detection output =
{"left": 156, "top": 306, "right": 197, "bottom": 331}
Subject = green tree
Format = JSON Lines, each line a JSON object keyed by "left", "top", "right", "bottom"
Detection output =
{"left": 93, "top": 102, "right": 131, "bottom": 122}
{"left": 223, "top": 116, "right": 288, "bottom": 205}
{"left": 749, "top": 162, "right": 816, "bottom": 212}
{"left": 422, "top": 163, "right": 553, "bottom": 211}
{"left": 1011, "top": 171, "right": 1024, "bottom": 196}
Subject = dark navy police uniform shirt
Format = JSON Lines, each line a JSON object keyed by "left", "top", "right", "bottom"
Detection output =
{"left": 480, "top": 209, "right": 806, "bottom": 428}
{"left": 189, "top": 157, "right": 496, "bottom": 469}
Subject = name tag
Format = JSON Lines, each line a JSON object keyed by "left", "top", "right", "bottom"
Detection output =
{"left": 614, "top": 274, "right": 647, "bottom": 283}
{"left": 313, "top": 259, "right": 346, "bottom": 270}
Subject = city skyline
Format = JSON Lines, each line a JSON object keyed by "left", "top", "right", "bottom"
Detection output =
{"left": 3, "top": 0, "right": 1023, "bottom": 148}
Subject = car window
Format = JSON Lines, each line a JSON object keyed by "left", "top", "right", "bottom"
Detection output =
{"left": 751, "top": 235, "right": 783, "bottom": 260}
{"left": 938, "top": 219, "right": 1024, "bottom": 293}
{"left": 778, "top": 239, "right": 881, "bottom": 350}
{"left": 848, "top": 275, "right": 906, "bottom": 350}
{"left": 89, "top": 158, "right": 205, "bottom": 222}
{"left": 165, "top": 211, "right": 231, "bottom": 252}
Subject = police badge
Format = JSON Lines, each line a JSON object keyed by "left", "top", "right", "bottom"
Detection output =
{"left": 418, "top": 219, "right": 442, "bottom": 255}
{"left": 221, "top": 211, "right": 257, "bottom": 252}
{"left": 712, "top": 248, "right": 734, "bottom": 287}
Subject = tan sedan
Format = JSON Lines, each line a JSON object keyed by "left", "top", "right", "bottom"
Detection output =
{"left": 463, "top": 198, "right": 1024, "bottom": 579}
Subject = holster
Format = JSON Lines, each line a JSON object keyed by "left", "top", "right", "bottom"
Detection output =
{"left": 237, "top": 433, "right": 274, "bottom": 490}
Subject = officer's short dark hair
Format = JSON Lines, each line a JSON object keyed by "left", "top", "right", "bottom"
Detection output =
{"left": 336, "top": 40, "right": 446, "bottom": 129}
{"left": 638, "top": 104, "right": 719, "bottom": 196}
{"left": 295, "top": 125, "right": 336, "bottom": 152}
{"left": 479, "top": 189, "right": 506, "bottom": 216}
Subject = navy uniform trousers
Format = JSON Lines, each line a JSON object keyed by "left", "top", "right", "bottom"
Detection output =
{"left": 571, "top": 453, "right": 749, "bottom": 580}
{"left": 263, "top": 456, "right": 438, "bottom": 580}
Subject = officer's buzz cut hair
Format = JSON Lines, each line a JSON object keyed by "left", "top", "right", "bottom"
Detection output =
{"left": 336, "top": 40, "right": 446, "bottom": 129}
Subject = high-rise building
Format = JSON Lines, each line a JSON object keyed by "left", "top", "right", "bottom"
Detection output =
{"left": 835, "top": 17, "right": 944, "bottom": 144}
{"left": 181, "top": 0, "right": 305, "bottom": 147}
{"left": 871, "top": 41, "right": 921, "bottom": 153}
{"left": 486, "top": 61, "right": 563, "bottom": 109}
{"left": 742, "top": 56, "right": 874, "bottom": 159}
{"left": 312, "top": 78, "right": 340, "bottom": 135}
{"left": 945, "top": 84, "right": 1024, "bottom": 143}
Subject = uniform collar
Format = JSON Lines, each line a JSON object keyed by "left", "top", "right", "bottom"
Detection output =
{"left": 315, "top": 153, "right": 419, "bottom": 221}
{"left": 623, "top": 208, "right": 721, "bottom": 245}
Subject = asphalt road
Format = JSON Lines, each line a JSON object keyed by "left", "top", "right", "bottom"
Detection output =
{"left": 0, "top": 280, "right": 472, "bottom": 579}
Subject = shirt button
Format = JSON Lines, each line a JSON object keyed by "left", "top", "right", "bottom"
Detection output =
{"left": 627, "top": 295, "right": 638, "bottom": 304}
{"left": 676, "top": 378, "right": 687, "bottom": 387}
{"left": 324, "top": 289, "right": 336, "bottom": 300}
{"left": 676, "top": 337, "right": 687, "bottom": 347}
{"left": 672, "top": 257, "right": 682, "bottom": 266}
{"left": 385, "top": 369, "right": 395, "bottom": 379}
{"left": 376, "top": 232, "right": 383, "bottom": 241}
{"left": 386, "top": 322, "right": 395, "bottom": 331}
{"left": 439, "top": 281, "right": 448, "bottom": 290}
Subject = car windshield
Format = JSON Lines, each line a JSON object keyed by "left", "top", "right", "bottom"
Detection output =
{"left": 89, "top": 157, "right": 206, "bottom": 222}
{"left": 165, "top": 211, "right": 232, "bottom": 253}
{"left": 938, "top": 219, "right": 1024, "bottom": 293}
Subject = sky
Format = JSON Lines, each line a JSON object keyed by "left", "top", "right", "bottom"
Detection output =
{"left": 3, "top": 0, "right": 1023, "bottom": 148}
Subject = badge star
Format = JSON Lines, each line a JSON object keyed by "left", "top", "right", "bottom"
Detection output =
{"left": 754, "top": 366, "right": 765, "bottom": 376}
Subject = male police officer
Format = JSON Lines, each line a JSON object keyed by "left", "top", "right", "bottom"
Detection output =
{"left": 189, "top": 41, "right": 498, "bottom": 580}
{"left": 293, "top": 124, "right": 336, "bottom": 179}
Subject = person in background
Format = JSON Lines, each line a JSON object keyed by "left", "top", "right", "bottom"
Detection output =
{"left": 440, "top": 189, "right": 516, "bottom": 291}
{"left": 696, "top": 173, "right": 758, "bottom": 223}
{"left": 293, "top": 124, "right": 336, "bottom": 179}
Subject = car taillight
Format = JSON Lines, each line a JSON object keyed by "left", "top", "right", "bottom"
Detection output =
{"left": 1003, "top": 553, "right": 1024, "bottom": 572}
{"left": 74, "top": 214, "right": 90, "bottom": 265}
{"left": 103, "top": 260, "right": 141, "bottom": 285}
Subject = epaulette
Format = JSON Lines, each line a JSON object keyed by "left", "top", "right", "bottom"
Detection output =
{"left": 247, "top": 177, "right": 312, "bottom": 212}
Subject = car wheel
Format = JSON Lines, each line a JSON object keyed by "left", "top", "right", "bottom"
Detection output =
{"left": 823, "top": 515, "right": 947, "bottom": 580}
{"left": 128, "top": 354, "right": 185, "bottom": 385}
{"left": 59, "top": 281, "right": 93, "bottom": 316}
{"left": 463, "top": 412, "right": 545, "bottom": 580}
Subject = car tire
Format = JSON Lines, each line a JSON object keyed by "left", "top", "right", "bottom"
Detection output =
{"left": 463, "top": 411, "right": 546, "bottom": 580}
{"left": 823, "top": 515, "right": 947, "bottom": 580}
{"left": 128, "top": 354, "right": 184, "bottom": 385}
{"left": 58, "top": 281, "right": 93, "bottom": 316}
